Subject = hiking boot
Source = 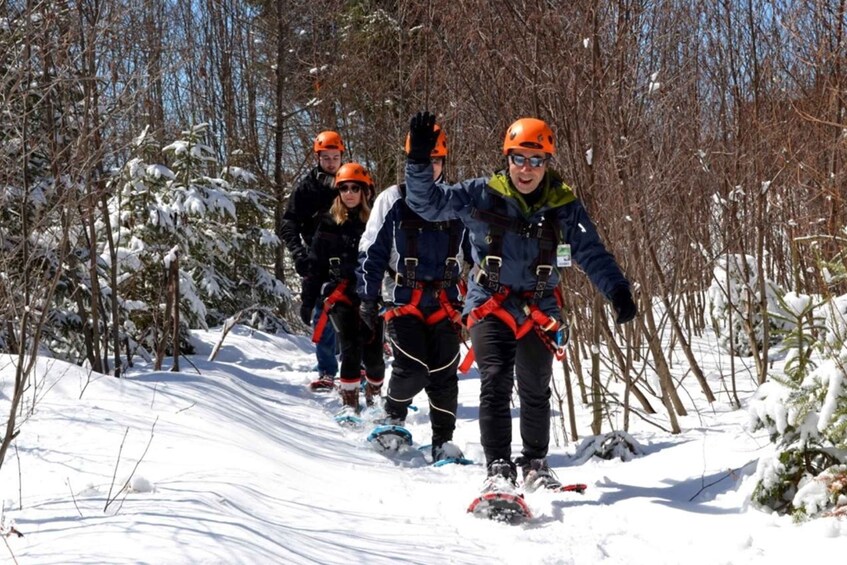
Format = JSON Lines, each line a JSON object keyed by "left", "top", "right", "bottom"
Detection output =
{"left": 373, "top": 414, "right": 404, "bottom": 427}
{"left": 339, "top": 387, "right": 360, "bottom": 413}
{"left": 364, "top": 382, "right": 382, "bottom": 407}
{"left": 432, "top": 441, "right": 464, "bottom": 463}
{"left": 309, "top": 373, "right": 335, "bottom": 392}
{"left": 517, "top": 457, "right": 562, "bottom": 492}
{"left": 482, "top": 459, "right": 518, "bottom": 493}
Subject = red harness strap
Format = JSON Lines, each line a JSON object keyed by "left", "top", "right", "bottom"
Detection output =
{"left": 383, "top": 286, "right": 462, "bottom": 327}
{"left": 311, "top": 279, "right": 352, "bottom": 343}
{"left": 459, "top": 287, "right": 566, "bottom": 371}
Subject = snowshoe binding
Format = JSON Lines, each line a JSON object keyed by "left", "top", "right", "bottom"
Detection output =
{"left": 467, "top": 459, "right": 531, "bottom": 522}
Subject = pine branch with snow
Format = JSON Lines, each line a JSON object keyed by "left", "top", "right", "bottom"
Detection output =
{"left": 749, "top": 294, "right": 847, "bottom": 519}
{"left": 96, "top": 126, "right": 293, "bottom": 356}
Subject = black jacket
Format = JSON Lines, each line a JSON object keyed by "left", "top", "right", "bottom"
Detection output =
{"left": 280, "top": 166, "right": 337, "bottom": 261}
{"left": 302, "top": 209, "right": 368, "bottom": 312}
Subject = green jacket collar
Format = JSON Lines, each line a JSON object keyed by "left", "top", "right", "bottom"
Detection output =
{"left": 487, "top": 170, "right": 576, "bottom": 216}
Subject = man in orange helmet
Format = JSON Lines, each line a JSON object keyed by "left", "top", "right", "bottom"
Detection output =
{"left": 281, "top": 130, "right": 345, "bottom": 389}
{"left": 404, "top": 112, "right": 636, "bottom": 496}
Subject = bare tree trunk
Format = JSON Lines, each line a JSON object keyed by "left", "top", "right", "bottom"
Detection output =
{"left": 77, "top": 0, "right": 104, "bottom": 374}
{"left": 170, "top": 252, "right": 180, "bottom": 372}
{"left": 622, "top": 322, "right": 632, "bottom": 431}
{"left": 154, "top": 264, "right": 172, "bottom": 371}
{"left": 639, "top": 298, "right": 684, "bottom": 432}
{"left": 100, "top": 194, "right": 122, "bottom": 377}
{"left": 597, "top": 317, "right": 655, "bottom": 414}
{"left": 568, "top": 314, "right": 588, "bottom": 405}
{"left": 561, "top": 355, "right": 579, "bottom": 441}
{"left": 645, "top": 243, "right": 715, "bottom": 402}
{"left": 273, "top": 1, "right": 288, "bottom": 283}
{"left": 725, "top": 255, "right": 741, "bottom": 408}
{"left": 590, "top": 294, "right": 604, "bottom": 435}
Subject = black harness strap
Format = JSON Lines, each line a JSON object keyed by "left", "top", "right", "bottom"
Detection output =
{"left": 394, "top": 184, "right": 463, "bottom": 290}
{"left": 316, "top": 228, "right": 359, "bottom": 283}
{"left": 471, "top": 195, "right": 559, "bottom": 298}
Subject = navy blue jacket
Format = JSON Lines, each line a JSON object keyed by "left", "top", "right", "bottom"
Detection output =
{"left": 302, "top": 210, "right": 367, "bottom": 312}
{"left": 357, "top": 184, "right": 470, "bottom": 310}
{"left": 404, "top": 161, "right": 630, "bottom": 323}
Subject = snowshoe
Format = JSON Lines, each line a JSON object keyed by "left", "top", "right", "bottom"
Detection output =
{"left": 432, "top": 442, "right": 474, "bottom": 467}
{"left": 518, "top": 457, "right": 563, "bottom": 493}
{"left": 367, "top": 424, "right": 413, "bottom": 452}
{"left": 335, "top": 413, "right": 364, "bottom": 428}
{"left": 468, "top": 460, "right": 530, "bottom": 521}
{"left": 467, "top": 491, "right": 532, "bottom": 522}
{"left": 309, "top": 374, "right": 335, "bottom": 392}
{"left": 557, "top": 483, "right": 588, "bottom": 494}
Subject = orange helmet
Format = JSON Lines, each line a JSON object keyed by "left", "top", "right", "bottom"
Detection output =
{"left": 405, "top": 124, "right": 448, "bottom": 158}
{"left": 334, "top": 162, "right": 373, "bottom": 188}
{"left": 502, "top": 118, "right": 555, "bottom": 155}
{"left": 313, "top": 130, "right": 345, "bottom": 153}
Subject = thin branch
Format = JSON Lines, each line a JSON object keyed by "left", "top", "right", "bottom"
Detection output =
{"left": 67, "top": 478, "right": 83, "bottom": 518}
{"left": 112, "top": 417, "right": 158, "bottom": 515}
{"left": 103, "top": 427, "right": 130, "bottom": 512}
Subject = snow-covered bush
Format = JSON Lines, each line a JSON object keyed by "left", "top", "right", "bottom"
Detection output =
{"left": 748, "top": 309, "right": 847, "bottom": 518}
{"left": 572, "top": 431, "right": 644, "bottom": 463}
{"left": 770, "top": 292, "right": 827, "bottom": 385}
{"left": 102, "top": 125, "right": 292, "bottom": 353}
{"left": 708, "top": 254, "right": 788, "bottom": 356}
{"left": 792, "top": 464, "right": 847, "bottom": 519}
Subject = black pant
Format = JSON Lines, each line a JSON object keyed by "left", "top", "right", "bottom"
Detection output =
{"left": 469, "top": 316, "right": 553, "bottom": 465}
{"left": 329, "top": 302, "right": 385, "bottom": 385}
{"left": 386, "top": 314, "right": 461, "bottom": 445}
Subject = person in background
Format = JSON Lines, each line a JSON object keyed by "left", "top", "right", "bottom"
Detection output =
{"left": 303, "top": 163, "right": 385, "bottom": 413}
{"left": 357, "top": 124, "right": 471, "bottom": 463}
{"left": 281, "top": 131, "right": 344, "bottom": 390}
{"left": 403, "top": 111, "right": 636, "bottom": 493}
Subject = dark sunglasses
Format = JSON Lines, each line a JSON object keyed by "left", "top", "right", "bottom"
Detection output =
{"left": 338, "top": 184, "right": 361, "bottom": 194}
{"left": 509, "top": 154, "right": 548, "bottom": 168}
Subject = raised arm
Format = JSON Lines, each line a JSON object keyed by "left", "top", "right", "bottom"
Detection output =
{"left": 404, "top": 111, "right": 477, "bottom": 222}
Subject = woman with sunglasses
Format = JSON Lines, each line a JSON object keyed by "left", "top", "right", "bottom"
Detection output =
{"left": 302, "top": 163, "right": 385, "bottom": 414}
{"left": 403, "top": 112, "right": 637, "bottom": 497}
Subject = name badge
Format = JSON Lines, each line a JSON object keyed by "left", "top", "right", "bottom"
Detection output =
{"left": 556, "top": 244, "right": 572, "bottom": 267}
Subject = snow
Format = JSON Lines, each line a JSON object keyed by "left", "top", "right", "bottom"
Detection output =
{"left": 146, "top": 164, "right": 175, "bottom": 180}
{"left": 1, "top": 325, "right": 845, "bottom": 564}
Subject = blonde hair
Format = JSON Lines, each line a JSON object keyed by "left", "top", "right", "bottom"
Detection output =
{"left": 330, "top": 187, "right": 371, "bottom": 225}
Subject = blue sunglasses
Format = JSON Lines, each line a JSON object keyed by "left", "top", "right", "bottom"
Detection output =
{"left": 509, "top": 154, "right": 548, "bottom": 168}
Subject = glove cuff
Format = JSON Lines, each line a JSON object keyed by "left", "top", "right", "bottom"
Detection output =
{"left": 609, "top": 285, "right": 632, "bottom": 304}
{"left": 406, "top": 152, "right": 432, "bottom": 165}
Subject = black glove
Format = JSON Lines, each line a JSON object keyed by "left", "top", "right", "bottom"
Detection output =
{"left": 299, "top": 303, "right": 313, "bottom": 325}
{"left": 359, "top": 299, "right": 380, "bottom": 331}
{"left": 407, "top": 111, "right": 439, "bottom": 163}
{"left": 294, "top": 253, "right": 312, "bottom": 277}
{"left": 610, "top": 286, "right": 637, "bottom": 325}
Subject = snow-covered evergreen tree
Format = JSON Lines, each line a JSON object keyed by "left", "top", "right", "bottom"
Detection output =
{"left": 748, "top": 291, "right": 847, "bottom": 519}
{"left": 707, "top": 253, "right": 788, "bottom": 356}
{"left": 103, "top": 124, "right": 291, "bottom": 356}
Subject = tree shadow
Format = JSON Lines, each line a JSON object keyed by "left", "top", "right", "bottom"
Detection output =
{"left": 582, "top": 460, "right": 758, "bottom": 514}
